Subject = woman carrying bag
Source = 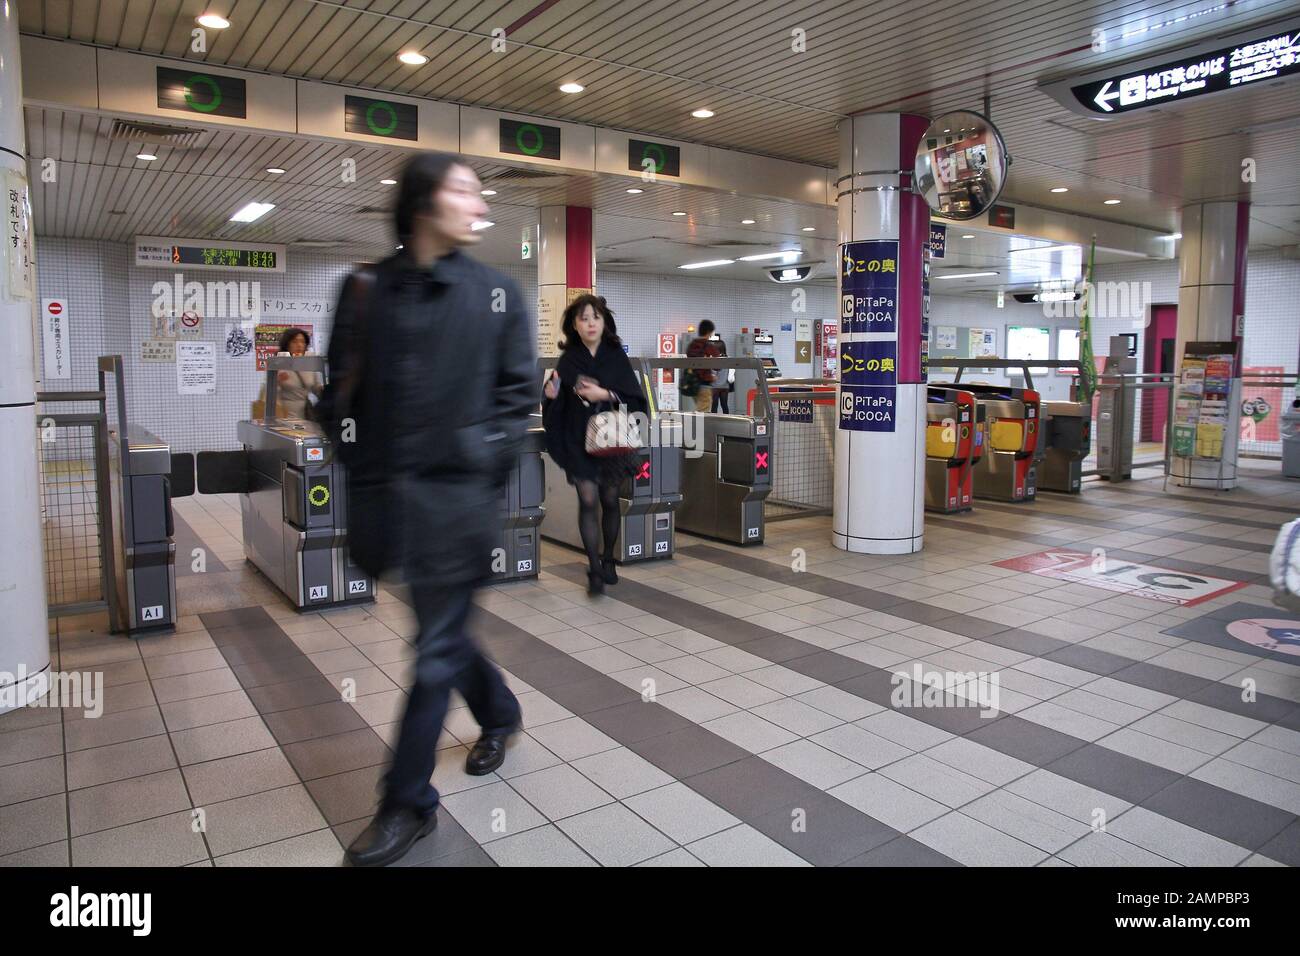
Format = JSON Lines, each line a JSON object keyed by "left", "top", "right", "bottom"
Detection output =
{"left": 543, "top": 294, "right": 648, "bottom": 595}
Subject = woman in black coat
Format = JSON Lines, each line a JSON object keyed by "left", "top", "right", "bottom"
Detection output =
{"left": 543, "top": 294, "right": 648, "bottom": 594}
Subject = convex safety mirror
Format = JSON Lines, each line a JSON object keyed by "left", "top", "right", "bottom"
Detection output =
{"left": 914, "top": 111, "right": 1009, "bottom": 221}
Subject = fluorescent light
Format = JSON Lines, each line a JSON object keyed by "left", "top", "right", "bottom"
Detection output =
{"left": 1035, "top": 290, "right": 1076, "bottom": 302}
{"left": 230, "top": 201, "right": 274, "bottom": 223}
{"left": 196, "top": 13, "right": 230, "bottom": 29}
{"left": 559, "top": 82, "right": 584, "bottom": 93}
{"left": 691, "top": 109, "right": 714, "bottom": 118}
{"left": 1050, "top": 187, "right": 1069, "bottom": 193}
{"left": 480, "top": 189, "right": 496, "bottom": 196}
{"left": 626, "top": 188, "right": 643, "bottom": 194}
{"left": 680, "top": 259, "right": 733, "bottom": 269}
{"left": 741, "top": 218, "right": 756, "bottom": 224}
{"left": 935, "top": 271, "right": 998, "bottom": 279}
{"left": 266, "top": 167, "right": 286, "bottom": 174}
{"left": 739, "top": 252, "right": 798, "bottom": 262}
{"left": 961, "top": 234, "right": 975, "bottom": 239}
{"left": 471, "top": 220, "right": 494, "bottom": 231}
{"left": 136, "top": 153, "right": 157, "bottom": 161}
{"left": 380, "top": 178, "right": 397, "bottom": 185}
{"left": 802, "top": 226, "right": 815, "bottom": 232}
{"left": 672, "top": 211, "right": 687, "bottom": 216}
{"left": 1104, "top": 198, "right": 1122, "bottom": 205}
{"left": 1162, "top": 233, "right": 1182, "bottom": 240}
{"left": 398, "top": 51, "right": 428, "bottom": 65}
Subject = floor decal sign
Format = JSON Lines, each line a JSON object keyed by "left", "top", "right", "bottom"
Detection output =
{"left": 994, "top": 550, "right": 1247, "bottom": 606}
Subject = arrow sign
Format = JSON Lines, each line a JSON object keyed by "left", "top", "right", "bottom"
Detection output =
{"left": 1093, "top": 80, "right": 1120, "bottom": 112}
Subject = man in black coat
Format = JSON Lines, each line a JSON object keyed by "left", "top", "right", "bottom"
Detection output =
{"left": 319, "top": 153, "right": 536, "bottom": 866}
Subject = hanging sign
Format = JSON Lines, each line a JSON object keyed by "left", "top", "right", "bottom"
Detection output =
{"left": 628, "top": 139, "right": 681, "bottom": 177}
{"left": 136, "top": 236, "right": 284, "bottom": 273}
{"left": 3, "top": 169, "right": 33, "bottom": 301}
{"left": 344, "top": 95, "right": 418, "bottom": 141}
{"left": 41, "top": 299, "right": 71, "bottom": 380}
{"left": 157, "top": 67, "right": 247, "bottom": 118}
{"left": 500, "top": 119, "right": 561, "bottom": 160}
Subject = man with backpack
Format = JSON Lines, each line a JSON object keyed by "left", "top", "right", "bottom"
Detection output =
{"left": 684, "top": 320, "right": 721, "bottom": 412}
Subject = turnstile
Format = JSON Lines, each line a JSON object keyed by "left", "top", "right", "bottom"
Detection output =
{"left": 1039, "top": 401, "right": 1091, "bottom": 493}
{"left": 924, "top": 387, "right": 984, "bottom": 514}
{"left": 108, "top": 424, "right": 182, "bottom": 633}
{"left": 935, "top": 382, "right": 1040, "bottom": 503}
{"left": 493, "top": 428, "right": 546, "bottom": 581}
{"left": 674, "top": 412, "right": 771, "bottom": 544}
{"left": 236, "top": 418, "right": 375, "bottom": 609}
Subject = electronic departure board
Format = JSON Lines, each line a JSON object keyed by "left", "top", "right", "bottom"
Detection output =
{"left": 134, "top": 236, "right": 286, "bottom": 273}
{"left": 172, "top": 245, "right": 278, "bottom": 269}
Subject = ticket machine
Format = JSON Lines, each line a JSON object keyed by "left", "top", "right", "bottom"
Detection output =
{"left": 1039, "top": 401, "right": 1091, "bottom": 493}
{"left": 924, "top": 386, "right": 983, "bottom": 513}
{"left": 936, "top": 382, "right": 1040, "bottom": 502}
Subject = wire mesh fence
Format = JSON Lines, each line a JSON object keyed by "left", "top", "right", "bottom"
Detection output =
{"left": 767, "top": 390, "right": 835, "bottom": 520}
{"left": 40, "top": 422, "right": 105, "bottom": 608}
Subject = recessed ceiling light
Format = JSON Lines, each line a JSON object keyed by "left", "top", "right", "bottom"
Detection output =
{"left": 136, "top": 153, "right": 157, "bottom": 161}
{"left": 1103, "top": 198, "right": 1122, "bottom": 205}
{"left": 741, "top": 218, "right": 756, "bottom": 224}
{"left": 802, "top": 226, "right": 816, "bottom": 232}
{"left": 196, "top": 13, "right": 230, "bottom": 29}
{"left": 1050, "top": 187, "right": 1069, "bottom": 193}
{"left": 380, "top": 178, "right": 397, "bottom": 185}
{"left": 480, "top": 189, "right": 497, "bottom": 196}
{"left": 559, "top": 82, "right": 584, "bottom": 94}
{"left": 680, "top": 259, "right": 734, "bottom": 269}
{"left": 672, "top": 211, "right": 687, "bottom": 216}
{"left": 691, "top": 109, "right": 714, "bottom": 118}
{"left": 935, "top": 270, "right": 999, "bottom": 279}
{"left": 739, "top": 252, "right": 797, "bottom": 262}
{"left": 961, "top": 234, "right": 975, "bottom": 239}
{"left": 230, "top": 201, "right": 275, "bottom": 223}
{"left": 626, "top": 188, "right": 643, "bottom": 194}
{"left": 398, "top": 51, "right": 428, "bottom": 65}
{"left": 471, "top": 220, "right": 494, "bottom": 231}
{"left": 266, "top": 167, "right": 286, "bottom": 174}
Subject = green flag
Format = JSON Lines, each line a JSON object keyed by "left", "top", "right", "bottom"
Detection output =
{"left": 1077, "top": 237, "right": 1098, "bottom": 404}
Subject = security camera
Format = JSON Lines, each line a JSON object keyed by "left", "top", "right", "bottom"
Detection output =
{"left": 767, "top": 264, "right": 814, "bottom": 283}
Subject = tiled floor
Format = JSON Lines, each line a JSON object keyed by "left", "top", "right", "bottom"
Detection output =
{"left": 5, "top": 466, "right": 1300, "bottom": 866}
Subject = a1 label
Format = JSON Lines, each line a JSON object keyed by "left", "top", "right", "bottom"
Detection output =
{"left": 141, "top": 605, "right": 163, "bottom": 621}
{"left": 309, "top": 585, "right": 328, "bottom": 601}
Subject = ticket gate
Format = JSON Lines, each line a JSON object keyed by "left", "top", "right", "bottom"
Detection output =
{"left": 674, "top": 412, "right": 771, "bottom": 544}
{"left": 108, "top": 424, "right": 186, "bottom": 633}
{"left": 493, "top": 427, "right": 545, "bottom": 581}
{"left": 924, "top": 387, "right": 984, "bottom": 514}
{"left": 541, "top": 421, "right": 684, "bottom": 563}
{"left": 935, "top": 383, "right": 1040, "bottom": 503}
{"left": 1039, "top": 401, "right": 1091, "bottom": 493}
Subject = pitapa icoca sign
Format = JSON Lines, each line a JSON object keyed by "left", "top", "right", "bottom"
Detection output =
{"left": 995, "top": 550, "right": 1247, "bottom": 606}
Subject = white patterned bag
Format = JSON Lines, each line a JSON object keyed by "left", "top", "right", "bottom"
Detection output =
{"left": 1269, "top": 518, "right": 1300, "bottom": 613}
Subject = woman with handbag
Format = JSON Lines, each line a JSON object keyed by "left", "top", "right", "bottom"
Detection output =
{"left": 543, "top": 294, "right": 648, "bottom": 595}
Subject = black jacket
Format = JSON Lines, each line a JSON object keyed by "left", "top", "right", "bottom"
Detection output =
{"left": 543, "top": 340, "right": 647, "bottom": 482}
{"left": 318, "top": 250, "right": 536, "bottom": 585}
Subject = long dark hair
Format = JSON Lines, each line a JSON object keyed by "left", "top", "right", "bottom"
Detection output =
{"left": 559, "top": 294, "right": 622, "bottom": 352}
{"left": 277, "top": 327, "right": 309, "bottom": 352}
{"left": 394, "top": 151, "right": 467, "bottom": 245}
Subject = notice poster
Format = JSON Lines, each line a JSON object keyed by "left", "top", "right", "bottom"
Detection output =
{"left": 176, "top": 341, "right": 216, "bottom": 394}
{"left": 141, "top": 339, "right": 175, "bottom": 363}
{"left": 254, "top": 322, "right": 315, "bottom": 371}
{"left": 3, "top": 169, "right": 34, "bottom": 301}
{"left": 1241, "top": 365, "right": 1283, "bottom": 443}
{"left": 934, "top": 326, "right": 957, "bottom": 351}
{"left": 225, "top": 322, "right": 254, "bottom": 359}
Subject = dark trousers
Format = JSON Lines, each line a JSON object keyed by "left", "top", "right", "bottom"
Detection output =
{"left": 383, "top": 582, "right": 521, "bottom": 816}
{"left": 711, "top": 387, "right": 730, "bottom": 414}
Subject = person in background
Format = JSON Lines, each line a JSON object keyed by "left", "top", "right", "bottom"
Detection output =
{"left": 272, "top": 327, "right": 322, "bottom": 420}
{"left": 317, "top": 152, "right": 535, "bottom": 867}
{"left": 687, "top": 319, "right": 721, "bottom": 412}
{"left": 543, "top": 294, "right": 648, "bottom": 595}
{"left": 710, "top": 334, "right": 732, "bottom": 415}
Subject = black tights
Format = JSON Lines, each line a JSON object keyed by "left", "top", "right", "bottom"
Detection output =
{"left": 575, "top": 479, "right": 621, "bottom": 573}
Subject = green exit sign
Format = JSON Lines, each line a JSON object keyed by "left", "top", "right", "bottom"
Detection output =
{"left": 156, "top": 67, "right": 247, "bottom": 118}
{"left": 499, "top": 119, "right": 561, "bottom": 160}
{"left": 345, "top": 95, "right": 418, "bottom": 141}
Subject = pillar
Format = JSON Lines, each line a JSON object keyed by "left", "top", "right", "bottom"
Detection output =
{"left": 833, "top": 113, "right": 929, "bottom": 554}
{"left": 0, "top": 5, "right": 52, "bottom": 713}
{"left": 536, "top": 205, "right": 594, "bottom": 358}
{"left": 1170, "top": 201, "right": 1248, "bottom": 489}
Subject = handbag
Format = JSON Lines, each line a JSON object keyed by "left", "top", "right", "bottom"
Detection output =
{"left": 585, "top": 403, "right": 642, "bottom": 457}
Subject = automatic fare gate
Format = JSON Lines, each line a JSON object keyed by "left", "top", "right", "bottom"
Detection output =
{"left": 932, "top": 381, "right": 1041, "bottom": 503}
{"left": 924, "top": 386, "right": 984, "bottom": 513}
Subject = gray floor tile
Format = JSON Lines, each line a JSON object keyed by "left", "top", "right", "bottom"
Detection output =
{"left": 685, "top": 755, "right": 816, "bottom": 819}
{"left": 526, "top": 717, "right": 620, "bottom": 761}
{"left": 215, "top": 828, "right": 343, "bottom": 866}
{"left": 809, "top": 723, "right": 912, "bottom": 770}
{"left": 70, "top": 809, "right": 208, "bottom": 867}
{"left": 170, "top": 716, "right": 278, "bottom": 767}
{"left": 829, "top": 772, "right": 948, "bottom": 832}
{"left": 202, "top": 784, "right": 330, "bottom": 857}
{"left": 0, "top": 793, "right": 68, "bottom": 856}
{"left": 69, "top": 768, "right": 191, "bottom": 836}
{"left": 628, "top": 725, "right": 749, "bottom": 779}
{"left": 624, "top": 781, "right": 740, "bottom": 844}
{"left": 507, "top": 764, "right": 615, "bottom": 820}
{"left": 841, "top": 834, "right": 961, "bottom": 866}
{"left": 484, "top": 824, "right": 598, "bottom": 866}
{"left": 761, "top": 739, "right": 867, "bottom": 790}
{"left": 570, "top": 747, "right": 674, "bottom": 799}
{"left": 637, "top": 847, "right": 706, "bottom": 866}
{"left": 703, "top": 711, "right": 799, "bottom": 753}
{"left": 877, "top": 754, "right": 995, "bottom": 809}
{"left": 1142, "top": 776, "right": 1296, "bottom": 850}
{"left": 66, "top": 734, "right": 177, "bottom": 790}
{"left": 686, "top": 823, "right": 809, "bottom": 866}
{"left": 656, "top": 686, "right": 740, "bottom": 723}
{"left": 441, "top": 780, "right": 548, "bottom": 844}
{"left": 1056, "top": 830, "right": 1178, "bottom": 867}
{"left": 1107, "top": 806, "right": 1252, "bottom": 866}
{"left": 556, "top": 803, "right": 677, "bottom": 866}
{"left": 182, "top": 747, "right": 300, "bottom": 806}
{"left": 911, "top": 811, "right": 1048, "bottom": 866}
{"left": 0, "top": 754, "right": 65, "bottom": 807}
{"left": 962, "top": 790, "right": 1092, "bottom": 853}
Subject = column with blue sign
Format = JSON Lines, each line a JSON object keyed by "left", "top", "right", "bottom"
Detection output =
{"left": 833, "top": 113, "right": 929, "bottom": 554}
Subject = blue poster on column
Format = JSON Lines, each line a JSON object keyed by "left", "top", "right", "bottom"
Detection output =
{"left": 841, "top": 341, "right": 898, "bottom": 387}
{"left": 839, "top": 386, "right": 896, "bottom": 432}
{"left": 840, "top": 240, "right": 899, "bottom": 335}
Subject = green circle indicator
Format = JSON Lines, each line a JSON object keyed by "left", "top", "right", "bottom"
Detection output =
{"left": 309, "top": 484, "right": 330, "bottom": 507}
{"left": 365, "top": 101, "right": 399, "bottom": 136}
{"left": 184, "top": 75, "right": 223, "bottom": 113}
{"left": 515, "top": 124, "right": 544, "bottom": 156}
{"left": 642, "top": 143, "right": 666, "bottom": 174}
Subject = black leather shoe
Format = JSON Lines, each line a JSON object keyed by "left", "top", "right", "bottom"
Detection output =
{"left": 465, "top": 728, "right": 516, "bottom": 776}
{"left": 344, "top": 806, "right": 437, "bottom": 867}
{"left": 587, "top": 571, "right": 605, "bottom": 595}
{"left": 600, "top": 558, "right": 618, "bottom": 585}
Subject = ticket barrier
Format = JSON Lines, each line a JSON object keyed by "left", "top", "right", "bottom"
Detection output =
{"left": 674, "top": 412, "right": 771, "bottom": 544}
{"left": 1039, "top": 401, "right": 1091, "bottom": 493}
{"left": 493, "top": 426, "right": 545, "bottom": 581}
{"left": 924, "top": 387, "right": 984, "bottom": 514}
{"left": 541, "top": 419, "right": 684, "bottom": 563}
{"left": 936, "top": 382, "right": 1040, "bottom": 503}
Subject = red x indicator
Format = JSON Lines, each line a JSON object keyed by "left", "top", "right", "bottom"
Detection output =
{"left": 636, "top": 461, "right": 651, "bottom": 480}
{"left": 755, "top": 451, "right": 769, "bottom": 471}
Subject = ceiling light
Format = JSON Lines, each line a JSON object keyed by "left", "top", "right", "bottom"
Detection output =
{"left": 480, "top": 189, "right": 497, "bottom": 196}
{"left": 1050, "top": 187, "right": 1069, "bottom": 193}
{"left": 266, "top": 167, "right": 286, "bottom": 174}
{"left": 136, "top": 153, "right": 157, "bottom": 161}
{"left": 196, "top": 13, "right": 230, "bottom": 29}
{"left": 961, "top": 234, "right": 975, "bottom": 239}
{"left": 626, "top": 188, "right": 643, "bottom": 194}
{"left": 380, "top": 178, "right": 397, "bottom": 185}
{"left": 739, "top": 252, "right": 798, "bottom": 262}
{"left": 741, "top": 218, "right": 756, "bottom": 224}
{"left": 935, "top": 271, "right": 998, "bottom": 279}
{"left": 672, "top": 211, "right": 687, "bottom": 217}
{"left": 680, "top": 259, "right": 733, "bottom": 269}
{"left": 559, "top": 82, "right": 584, "bottom": 94}
{"left": 1103, "top": 199, "right": 1122, "bottom": 205}
{"left": 471, "top": 220, "right": 494, "bottom": 231}
{"left": 230, "top": 201, "right": 275, "bottom": 223}
{"left": 398, "top": 51, "right": 428, "bottom": 65}
{"left": 691, "top": 109, "right": 714, "bottom": 118}
{"left": 1034, "top": 290, "right": 1078, "bottom": 302}
{"left": 802, "top": 226, "right": 816, "bottom": 232}
{"left": 1162, "top": 233, "right": 1182, "bottom": 240}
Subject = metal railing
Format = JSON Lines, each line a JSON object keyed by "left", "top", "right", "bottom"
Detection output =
{"left": 761, "top": 378, "right": 836, "bottom": 520}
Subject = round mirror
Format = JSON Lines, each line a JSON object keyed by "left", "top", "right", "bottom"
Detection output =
{"left": 913, "top": 111, "right": 1009, "bottom": 221}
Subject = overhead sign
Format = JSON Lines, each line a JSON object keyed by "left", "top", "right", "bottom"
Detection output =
{"left": 1044, "top": 24, "right": 1300, "bottom": 116}
{"left": 628, "top": 139, "right": 681, "bottom": 177}
{"left": 156, "top": 67, "right": 247, "bottom": 118}
{"left": 344, "top": 95, "right": 418, "bottom": 141}
{"left": 988, "top": 205, "right": 1015, "bottom": 229}
{"left": 994, "top": 550, "right": 1246, "bottom": 606}
{"left": 135, "top": 236, "right": 285, "bottom": 273}
{"left": 500, "top": 119, "right": 561, "bottom": 160}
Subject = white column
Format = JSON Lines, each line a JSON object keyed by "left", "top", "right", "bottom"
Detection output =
{"left": 1171, "top": 200, "right": 1247, "bottom": 489}
{"left": 0, "top": 3, "right": 52, "bottom": 713}
{"left": 832, "top": 113, "right": 928, "bottom": 554}
{"left": 536, "top": 205, "right": 595, "bottom": 359}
